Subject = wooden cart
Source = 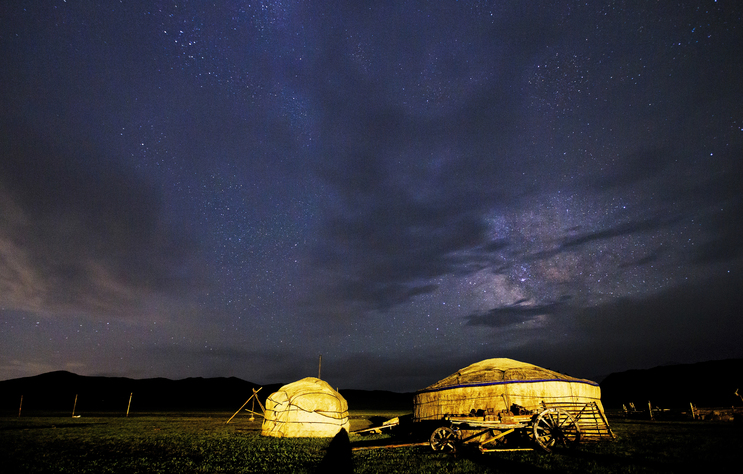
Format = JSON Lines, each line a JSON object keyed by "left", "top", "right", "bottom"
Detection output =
{"left": 429, "top": 406, "right": 584, "bottom": 454}
{"left": 352, "top": 402, "right": 613, "bottom": 454}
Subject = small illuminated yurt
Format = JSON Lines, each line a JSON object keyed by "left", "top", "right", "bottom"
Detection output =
{"left": 261, "top": 377, "right": 350, "bottom": 437}
{"left": 414, "top": 358, "right": 605, "bottom": 422}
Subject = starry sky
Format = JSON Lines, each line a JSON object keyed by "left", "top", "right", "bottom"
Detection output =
{"left": 1, "top": 1, "right": 742, "bottom": 392}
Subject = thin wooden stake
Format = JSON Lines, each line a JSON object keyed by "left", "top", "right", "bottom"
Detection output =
{"left": 72, "top": 394, "right": 78, "bottom": 417}
{"left": 318, "top": 354, "right": 322, "bottom": 379}
{"left": 251, "top": 388, "right": 266, "bottom": 416}
{"left": 126, "top": 392, "right": 133, "bottom": 417}
{"left": 226, "top": 387, "right": 263, "bottom": 423}
{"left": 18, "top": 395, "right": 23, "bottom": 417}
{"left": 227, "top": 398, "right": 252, "bottom": 424}
{"left": 249, "top": 392, "right": 257, "bottom": 421}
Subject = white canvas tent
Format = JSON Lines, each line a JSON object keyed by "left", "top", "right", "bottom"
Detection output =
{"left": 414, "top": 358, "right": 605, "bottom": 422}
{"left": 261, "top": 377, "right": 350, "bottom": 438}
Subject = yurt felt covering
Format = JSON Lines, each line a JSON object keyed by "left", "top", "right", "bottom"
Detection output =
{"left": 261, "top": 377, "right": 350, "bottom": 437}
{"left": 414, "top": 358, "right": 604, "bottom": 421}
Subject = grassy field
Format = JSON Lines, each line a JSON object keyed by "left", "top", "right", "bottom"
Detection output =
{"left": 1, "top": 411, "right": 741, "bottom": 473}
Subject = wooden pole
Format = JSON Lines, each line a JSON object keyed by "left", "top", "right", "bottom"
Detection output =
{"left": 227, "top": 397, "right": 253, "bottom": 424}
{"left": 318, "top": 354, "right": 322, "bottom": 379}
{"left": 227, "top": 387, "right": 263, "bottom": 423}
{"left": 126, "top": 392, "right": 133, "bottom": 417}
{"left": 18, "top": 395, "right": 23, "bottom": 417}
{"left": 249, "top": 392, "right": 256, "bottom": 421}
{"left": 251, "top": 388, "right": 266, "bottom": 417}
{"left": 72, "top": 394, "right": 78, "bottom": 417}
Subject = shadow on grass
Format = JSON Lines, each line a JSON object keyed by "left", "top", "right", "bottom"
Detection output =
{"left": 316, "top": 428, "right": 353, "bottom": 474}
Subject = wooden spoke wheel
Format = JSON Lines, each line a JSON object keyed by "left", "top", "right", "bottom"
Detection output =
{"left": 532, "top": 408, "right": 580, "bottom": 452}
{"left": 430, "top": 426, "right": 459, "bottom": 453}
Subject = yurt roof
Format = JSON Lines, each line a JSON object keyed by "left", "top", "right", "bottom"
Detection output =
{"left": 418, "top": 358, "right": 598, "bottom": 394}
{"left": 277, "top": 376, "right": 341, "bottom": 398}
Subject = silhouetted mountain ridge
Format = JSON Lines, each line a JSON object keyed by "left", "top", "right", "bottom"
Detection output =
{"left": 600, "top": 358, "right": 743, "bottom": 409}
{"left": 0, "top": 371, "right": 413, "bottom": 414}
{"left": 0, "top": 371, "right": 280, "bottom": 413}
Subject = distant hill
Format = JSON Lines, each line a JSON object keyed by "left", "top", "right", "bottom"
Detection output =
{"left": 0, "top": 371, "right": 280, "bottom": 414}
{"left": 0, "top": 371, "right": 413, "bottom": 415}
{"left": 600, "top": 359, "right": 743, "bottom": 409}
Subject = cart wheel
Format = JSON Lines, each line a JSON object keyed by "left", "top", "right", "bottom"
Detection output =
{"left": 430, "top": 426, "right": 459, "bottom": 453}
{"left": 532, "top": 408, "right": 580, "bottom": 452}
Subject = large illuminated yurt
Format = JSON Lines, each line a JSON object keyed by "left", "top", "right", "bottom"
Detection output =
{"left": 414, "top": 358, "right": 605, "bottom": 422}
{"left": 261, "top": 377, "right": 350, "bottom": 437}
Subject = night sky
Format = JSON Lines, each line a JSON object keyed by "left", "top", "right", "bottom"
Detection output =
{"left": 1, "top": 1, "right": 742, "bottom": 392}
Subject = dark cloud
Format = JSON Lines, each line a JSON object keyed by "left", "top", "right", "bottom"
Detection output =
{"left": 0, "top": 125, "right": 202, "bottom": 317}
{"left": 561, "top": 217, "right": 677, "bottom": 250}
{"left": 464, "top": 301, "right": 566, "bottom": 329}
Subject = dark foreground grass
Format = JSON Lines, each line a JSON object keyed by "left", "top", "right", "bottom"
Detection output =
{"left": 1, "top": 413, "right": 741, "bottom": 473}
{"left": 1, "top": 414, "right": 325, "bottom": 473}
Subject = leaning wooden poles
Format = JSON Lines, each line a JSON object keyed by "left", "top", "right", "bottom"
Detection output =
{"left": 226, "top": 387, "right": 265, "bottom": 423}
